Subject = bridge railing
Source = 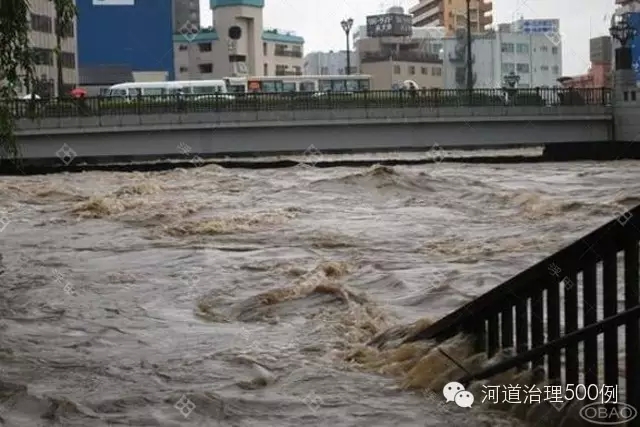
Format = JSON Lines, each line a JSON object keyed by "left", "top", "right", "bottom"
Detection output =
{"left": 11, "top": 87, "right": 610, "bottom": 119}
{"left": 406, "top": 204, "right": 640, "bottom": 413}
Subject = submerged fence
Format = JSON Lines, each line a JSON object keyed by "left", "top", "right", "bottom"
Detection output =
{"left": 408, "top": 204, "right": 640, "bottom": 424}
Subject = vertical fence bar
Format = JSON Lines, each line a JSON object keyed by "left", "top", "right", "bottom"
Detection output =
{"left": 531, "top": 290, "right": 545, "bottom": 368}
{"left": 547, "top": 280, "right": 561, "bottom": 381}
{"left": 602, "top": 248, "right": 619, "bottom": 389}
{"left": 487, "top": 313, "right": 500, "bottom": 357}
{"left": 515, "top": 297, "right": 529, "bottom": 370}
{"left": 624, "top": 238, "right": 639, "bottom": 413}
{"left": 501, "top": 305, "right": 514, "bottom": 350}
{"left": 564, "top": 272, "right": 579, "bottom": 385}
{"left": 583, "top": 259, "right": 599, "bottom": 388}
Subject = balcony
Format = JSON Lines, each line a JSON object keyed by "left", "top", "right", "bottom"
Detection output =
{"left": 480, "top": 1, "right": 492, "bottom": 13}
{"left": 360, "top": 51, "right": 442, "bottom": 64}
{"left": 409, "top": 0, "right": 441, "bottom": 15}
{"left": 274, "top": 49, "right": 303, "bottom": 58}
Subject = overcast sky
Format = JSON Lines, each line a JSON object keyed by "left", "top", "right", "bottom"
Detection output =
{"left": 199, "top": 0, "right": 616, "bottom": 76}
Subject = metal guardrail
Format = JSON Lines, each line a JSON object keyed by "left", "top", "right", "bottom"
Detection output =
{"left": 406, "top": 204, "right": 640, "bottom": 424}
{"left": 9, "top": 88, "right": 611, "bottom": 119}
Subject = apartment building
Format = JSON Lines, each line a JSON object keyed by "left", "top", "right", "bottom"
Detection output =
{"left": 440, "top": 27, "right": 563, "bottom": 89}
{"left": 409, "top": 0, "right": 492, "bottom": 33}
{"left": 303, "top": 51, "right": 356, "bottom": 75}
{"left": 355, "top": 35, "right": 444, "bottom": 89}
{"left": 173, "top": 0, "right": 304, "bottom": 79}
{"left": 174, "top": 28, "right": 304, "bottom": 79}
{"left": 24, "top": 0, "right": 78, "bottom": 96}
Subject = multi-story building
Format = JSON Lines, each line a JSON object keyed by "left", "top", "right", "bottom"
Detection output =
{"left": 76, "top": 0, "right": 175, "bottom": 84}
{"left": 173, "top": 0, "right": 304, "bottom": 79}
{"left": 173, "top": 0, "right": 200, "bottom": 32}
{"left": 409, "top": 0, "right": 492, "bottom": 34}
{"left": 303, "top": 51, "right": 355, "bottom": 75}
{"left": 24, "top": 0, "right": 78, "bottom": 96}
{"left": 558, "top": 36, "right": 612, "bottom": 89}
{"left": 441, "top": 25, "right": 563, "bottom": 89}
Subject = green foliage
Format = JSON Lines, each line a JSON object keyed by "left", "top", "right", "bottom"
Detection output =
{"left": 0, "top": 0, "right": 76, "bottom": 161}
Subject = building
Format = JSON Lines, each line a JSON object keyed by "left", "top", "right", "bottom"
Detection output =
{"left": 440, "top": 25, "right": 563, "bottom": 89}
{"left": 25, "top": 0, "right": 79, "bottom": 96}
{"left": 303, "top": 51, "right": 355, "bottom": 75}
{"left": 173, "top": 0, "right": 200, "bottom": 32}
{"left": 558, "top": 36, "right": 612, "bottom": 89}
{"left": 76, "top": 0, "right": 175, "bottom": 83}
{"left": 173, "top": 0, "right": 304, "bottom": 79}
{"left": 409, "top": 0, "right": 492, "bottom": 33}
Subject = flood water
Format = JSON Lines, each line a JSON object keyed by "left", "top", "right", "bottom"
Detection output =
{"left": 0, "top": 155, "right": 638, "bottom": 426}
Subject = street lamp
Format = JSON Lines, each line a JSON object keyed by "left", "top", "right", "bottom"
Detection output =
{"left": 609, "top": 13, "right": 637, "bottom": 70}
{"left": 341, "top": 18, "right": 354, "bottom": 75}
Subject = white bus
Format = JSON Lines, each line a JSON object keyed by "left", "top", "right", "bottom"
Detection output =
{"left": 105, "top": 80, "right": 233, "bottom": 99}
{"left": 224, "top": 75, "right": 372, "bottom": 94}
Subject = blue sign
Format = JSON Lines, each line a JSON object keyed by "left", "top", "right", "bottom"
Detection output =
{"left": 629, "top": 13, "right": 640, "bottom": 81}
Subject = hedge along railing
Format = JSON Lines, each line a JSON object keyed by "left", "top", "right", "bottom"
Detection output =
{"left": 10, "top": 87, "right": 611, "bottom": 119}
{"left": 406, "top": 204, "right": 640, "bottom": 413}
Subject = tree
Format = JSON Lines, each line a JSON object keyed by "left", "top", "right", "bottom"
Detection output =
{"left": 53, "top": 0, "right": 77, "bottom": 97}
{"left": 0, "top": 0, "right": 76, "bottom": 162}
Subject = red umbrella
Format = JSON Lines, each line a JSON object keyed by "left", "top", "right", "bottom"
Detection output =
{"left": 70, "top": 87, "right": 87, "bottom": 98}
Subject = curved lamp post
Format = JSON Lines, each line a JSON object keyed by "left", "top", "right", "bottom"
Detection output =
{"left": 610, "top": 13, "right": 637, "bottom": 70}
{"left": 341, "top": 18, "right": 354, "bottom": 75}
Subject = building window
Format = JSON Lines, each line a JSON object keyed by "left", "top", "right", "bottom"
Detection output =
{"left": 198, "top": 43, "right": 212, "bottom": 52}
{"left": 320, "top": 66, "right": 329, "bottom": 75}
{"left": 198, "top": 63, "right": 213, "bottom": 73}
{"left": 501, "top": 43, "right": 514, "bottom": 53}
{"left": 516, "top": 43, "right": 529, "bottom": 54}
{"left": 275, "top": 64, "right": 288, "bottom": 75}
{"left": 421, "top": 67, "right": 428, "bottom": 74}
{"left": 179, "top": 66, "right": 188, "bottom": 73}
{"left": 393, "top": 65, "right": 401, "bottom": 74}
{"left": 552, "top": 65, "right": 559, "bottom": 74}
{"left": 516, "top": 63, "right": 530, "bottom": 73}
{"left": 551, "top": 47, "right": 558, "bottom": 54}
{"left": 56, "top": 21, "right": 74, "bottom": 38}
{"left": 431, "top": 67, "right": 441, "bottom": 76}
{"left": 501, "top": 63, "right": 515, "bottom": 73}
{"left": 32, "top": 48, "right": 53, "bottom": 66}
{"left": 263, "top": 42, "right": 267, "bottom": 56}
{"left": 179, "top": 45, "right": 188, "bottom": 51}
{"left": 263, "top": 63, "right": 268, "bottom": 75}
{"left": 540, "top": 65, "right": 549, "bottom": 71}
{"left": 60, "top": 52, "right": 75, "bottom": 69}
{"left": 408, "top": 66, "right": 415, "bottom": 75}
{"left": 30, "top": 13, "right": 52, "bottom": 33}
{"left": 540, "top": 45, "right": 548, "bottom": 52}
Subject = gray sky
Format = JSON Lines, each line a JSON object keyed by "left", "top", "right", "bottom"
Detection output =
{"left": 199, "top": 0, "right": 616, "bottom": 76}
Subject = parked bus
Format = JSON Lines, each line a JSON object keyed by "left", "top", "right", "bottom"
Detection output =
{"left": 223, "top": 75, "right": 372, "bottom": 94}
{"left": 105, "top": 80, "right": 232, "bottom": 99}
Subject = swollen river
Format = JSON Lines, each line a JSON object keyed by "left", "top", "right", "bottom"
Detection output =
{"left": 0, "top": 156, "right": 638, "bottom": 426}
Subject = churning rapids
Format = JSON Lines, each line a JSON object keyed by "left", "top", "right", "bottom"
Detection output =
{"left": 0, "top": 158, "right": 639, "bottom": 427}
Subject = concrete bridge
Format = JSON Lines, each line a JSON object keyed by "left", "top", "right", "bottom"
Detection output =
{"left": 12, "top": 103, "right": 616, "bottom": 166}
{"left": 10, "top": 82, "right": 640, "bottom": 167}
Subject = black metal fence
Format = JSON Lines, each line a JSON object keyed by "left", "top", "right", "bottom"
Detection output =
{"left": 9, "top": 87, "right": 610, "bottom": 119}
{"left": 407, "top": 204, "right": 640, "bottom": 423}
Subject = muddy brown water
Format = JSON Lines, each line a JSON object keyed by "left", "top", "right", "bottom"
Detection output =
{"left": 0, "top": 156, "right": 638, "bottom": 426}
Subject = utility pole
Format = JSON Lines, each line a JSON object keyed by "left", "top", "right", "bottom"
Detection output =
{"left": 466, "top": 0, "right": 474, "bottom": 94}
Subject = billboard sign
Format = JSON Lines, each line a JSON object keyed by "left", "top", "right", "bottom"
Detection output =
{"left": 93, "top": 0, "right": 135, "bottom": 5}
{"left": 366, "top": 13, "right": 413, "bottom": 38}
